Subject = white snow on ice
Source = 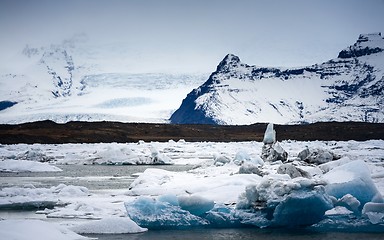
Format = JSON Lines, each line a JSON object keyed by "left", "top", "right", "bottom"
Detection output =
{"left": 0, "top": 139, "right": 384, "bottom": 237}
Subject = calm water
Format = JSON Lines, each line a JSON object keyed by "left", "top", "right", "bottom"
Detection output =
{"left": 0, "top": 164, "right": 195, "bottom": 190}
{"left": 1, "top": 164, "right": 383, "bottom": 239}
{"left": 87, "top": 228, "right": 384, "bottom": 240}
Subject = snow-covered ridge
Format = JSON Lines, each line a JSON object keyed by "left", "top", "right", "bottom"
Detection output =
{"left": 170, "top": 33, "right": 384, "bottom": 125}
{"left": 338, "top": 33, "right": 384, "bottom": 58}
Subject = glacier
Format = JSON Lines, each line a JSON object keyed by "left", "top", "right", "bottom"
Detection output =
{"left": 0, "top": 35, "right": 208, "bottom": 124}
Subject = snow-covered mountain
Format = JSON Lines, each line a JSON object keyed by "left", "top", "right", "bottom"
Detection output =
{"left": 170, "top": 33, "right": 384, "bottom": 125}
{"left": 0, "top": 34, "right": 208, "bottom": 123}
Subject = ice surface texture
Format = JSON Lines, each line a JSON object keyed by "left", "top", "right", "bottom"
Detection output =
{"left": 0, "top": 219, "right": 85, "bottom": 240}
{"left": 126, "top": 178, "right": 333, "bottom": 229}
{"left": 324, "top": 160, "right": 383, "bottom": 207}
{"left": 71, "top": 217, "right": 147, "bottom": 234}
{"left": 125, "top": 196, "right": 210, "bottom": 229}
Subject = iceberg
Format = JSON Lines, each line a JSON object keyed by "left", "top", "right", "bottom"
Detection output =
{"left": 236, "top": 176, "right": 333, "bottom": 227}
{"left": 234, "top": 150, "right": 264, "bottom": 166}
{"left": 0, "top": 219, "right": 85, "bottom": 240}
{"left": 362, "top": 202, "right": 384, "bottom": 224}
{"left": 0, "top": 184, "right": 89, "bottom": 210}
{"left": 0, "top": 159, "right": 62, "bottom": 172}
{"left": 126, "top": 176, "right": 334, "bottom": 229}
{"left": 149, "top": 146, "right": 173, "bottom": 165}
{"left": 178, "top": 195, "right": 215, "bottom": 216}
{"left": 125, "top": 196, "right": 209, "bottom": 229}
{"left": 262, "top": 123, "right": 276, "bottom": 144}
{"left": 71, "top": 217, "right": 147, "bottom": 234}
{"left": 323, "top": 160, "right": 383, "bottom": 207}
{"left": 272, "top": 189, "right": 333, "bottom": 227}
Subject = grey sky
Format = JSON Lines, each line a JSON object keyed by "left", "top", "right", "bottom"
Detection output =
{"left": 1, "top": 0, "right": 383, "bottom": 73}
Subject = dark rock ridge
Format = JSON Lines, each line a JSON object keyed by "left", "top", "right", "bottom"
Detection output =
{"left": 170, "top": 33, "right": 384, "bottom": 125}
{"left": 0, "top": 121, "right": 383, "bottom": 144}
{"left": 0, "top": 101, "right": 17, "bottom": 111}
{"left": 21, "top": 35, "right": 85, "bottom": 98}
{"left": 338, "top": 33, "right": 384, "bottom": 58}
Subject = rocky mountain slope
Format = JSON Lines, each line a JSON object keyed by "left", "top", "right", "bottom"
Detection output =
{"left": 170, "top": 33, "right": 384, "bottom": 124}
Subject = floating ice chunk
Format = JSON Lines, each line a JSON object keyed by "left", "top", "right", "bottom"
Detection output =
{"left": 0, "top": 159, "right": 62, "bottom": 172}
{"left": 318, "top": 156, "right": 351, "bottom": 173}
{"left": 263, "top": 123, "right": 276, "bottom": 144}
{"left": 158, "top": 194, "right": 179, "bottom": 206}
{"left": 362, "top": 202, "right": 384, "bottom": 224}
{"left": 125, "top": 196, "right": 209, "bottom": 229}
{"left": 204, "top": 204, "right": 242, "bottom": 227}
{"left": 334, "top": 194, "right": 361, "bottom": 214}
{"left": 15, "top": 149, "right": 54, "bottom": 162}
{"left": 54, "top": 184, "right": 89, "bottom": 197}
{"left": 214, "top": 154, "right": 231, "bottom": 166}
{"left": 178, "top": 195, "right": 214, "bottom": 216}
{"left": 128, "top": 168, "right": 173, "bottom": 196}
{"left": 323, "top": 160, "right": 383, "bottom": 207}
{"left": 95, "top": 145, "right": 140, "bottom": 165}
{"left": 0, "top": 219, "right": 86, "bottom": 240}
{"left": 0, "top": 184, "right": 90, "bottom": 211}
{"left": 45, "top": 202, "right": 102, "bottom": 219}
{"left": 325, "top": 206, "right": 354, "bottom": 216}
{"left": 238, "top": 162, "right": 263, "bottom": 175}
{"left": 298, "top": 148, "right": 335, "bottom": 164}
{"left": 150, "top": 146, "right": 172, "bottom": 165}
{"left": 277, "top": 164, "right": 311, "bottom": 179}
{"left": 237, "top": 175, "right": 332, "bottom": 227}
{"left": 273, "top": 189, "right": 333, "bottom": 227}
{"left": 233, "top": 150, "right": 264, "bottom": 166}
{"left": 71, "top": 217, "right": 147, "bottom": 234}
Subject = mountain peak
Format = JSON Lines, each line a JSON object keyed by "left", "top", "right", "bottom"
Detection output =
{"left": 338, "top": 32, "right": 384, "bottom": 58}
{"left": 357, "top": 32, "right": 382, "bottom": 43}
{"left": 216, "top": 54, "right": 242, "bottom": 73}
{"left": 170, "top": 33, "right": 384, "bottom": 125}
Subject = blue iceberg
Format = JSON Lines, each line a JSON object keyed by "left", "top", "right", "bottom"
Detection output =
{"left": 323, "top": 160, "right": 383, "bottom": 208}
{"left": 125, "top": 196, "right": 210, "bottom": 229}
{"left": 124, "top": 161, "right": 384, "bottom": 231}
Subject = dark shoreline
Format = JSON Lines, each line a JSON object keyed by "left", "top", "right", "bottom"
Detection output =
{"left": 0, "top": 120, "right": 383, "bottom": 144}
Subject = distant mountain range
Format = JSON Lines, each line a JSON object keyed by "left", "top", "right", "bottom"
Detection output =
{"left": 170, "top": 33, "right": 384, "bottom": 124}
{"left": 1, "top": 33, "right": 383, "bottom": 125}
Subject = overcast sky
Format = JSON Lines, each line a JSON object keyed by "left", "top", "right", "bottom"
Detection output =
{"left": 1, "top": 0, "right": 383, "bottom": 73}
